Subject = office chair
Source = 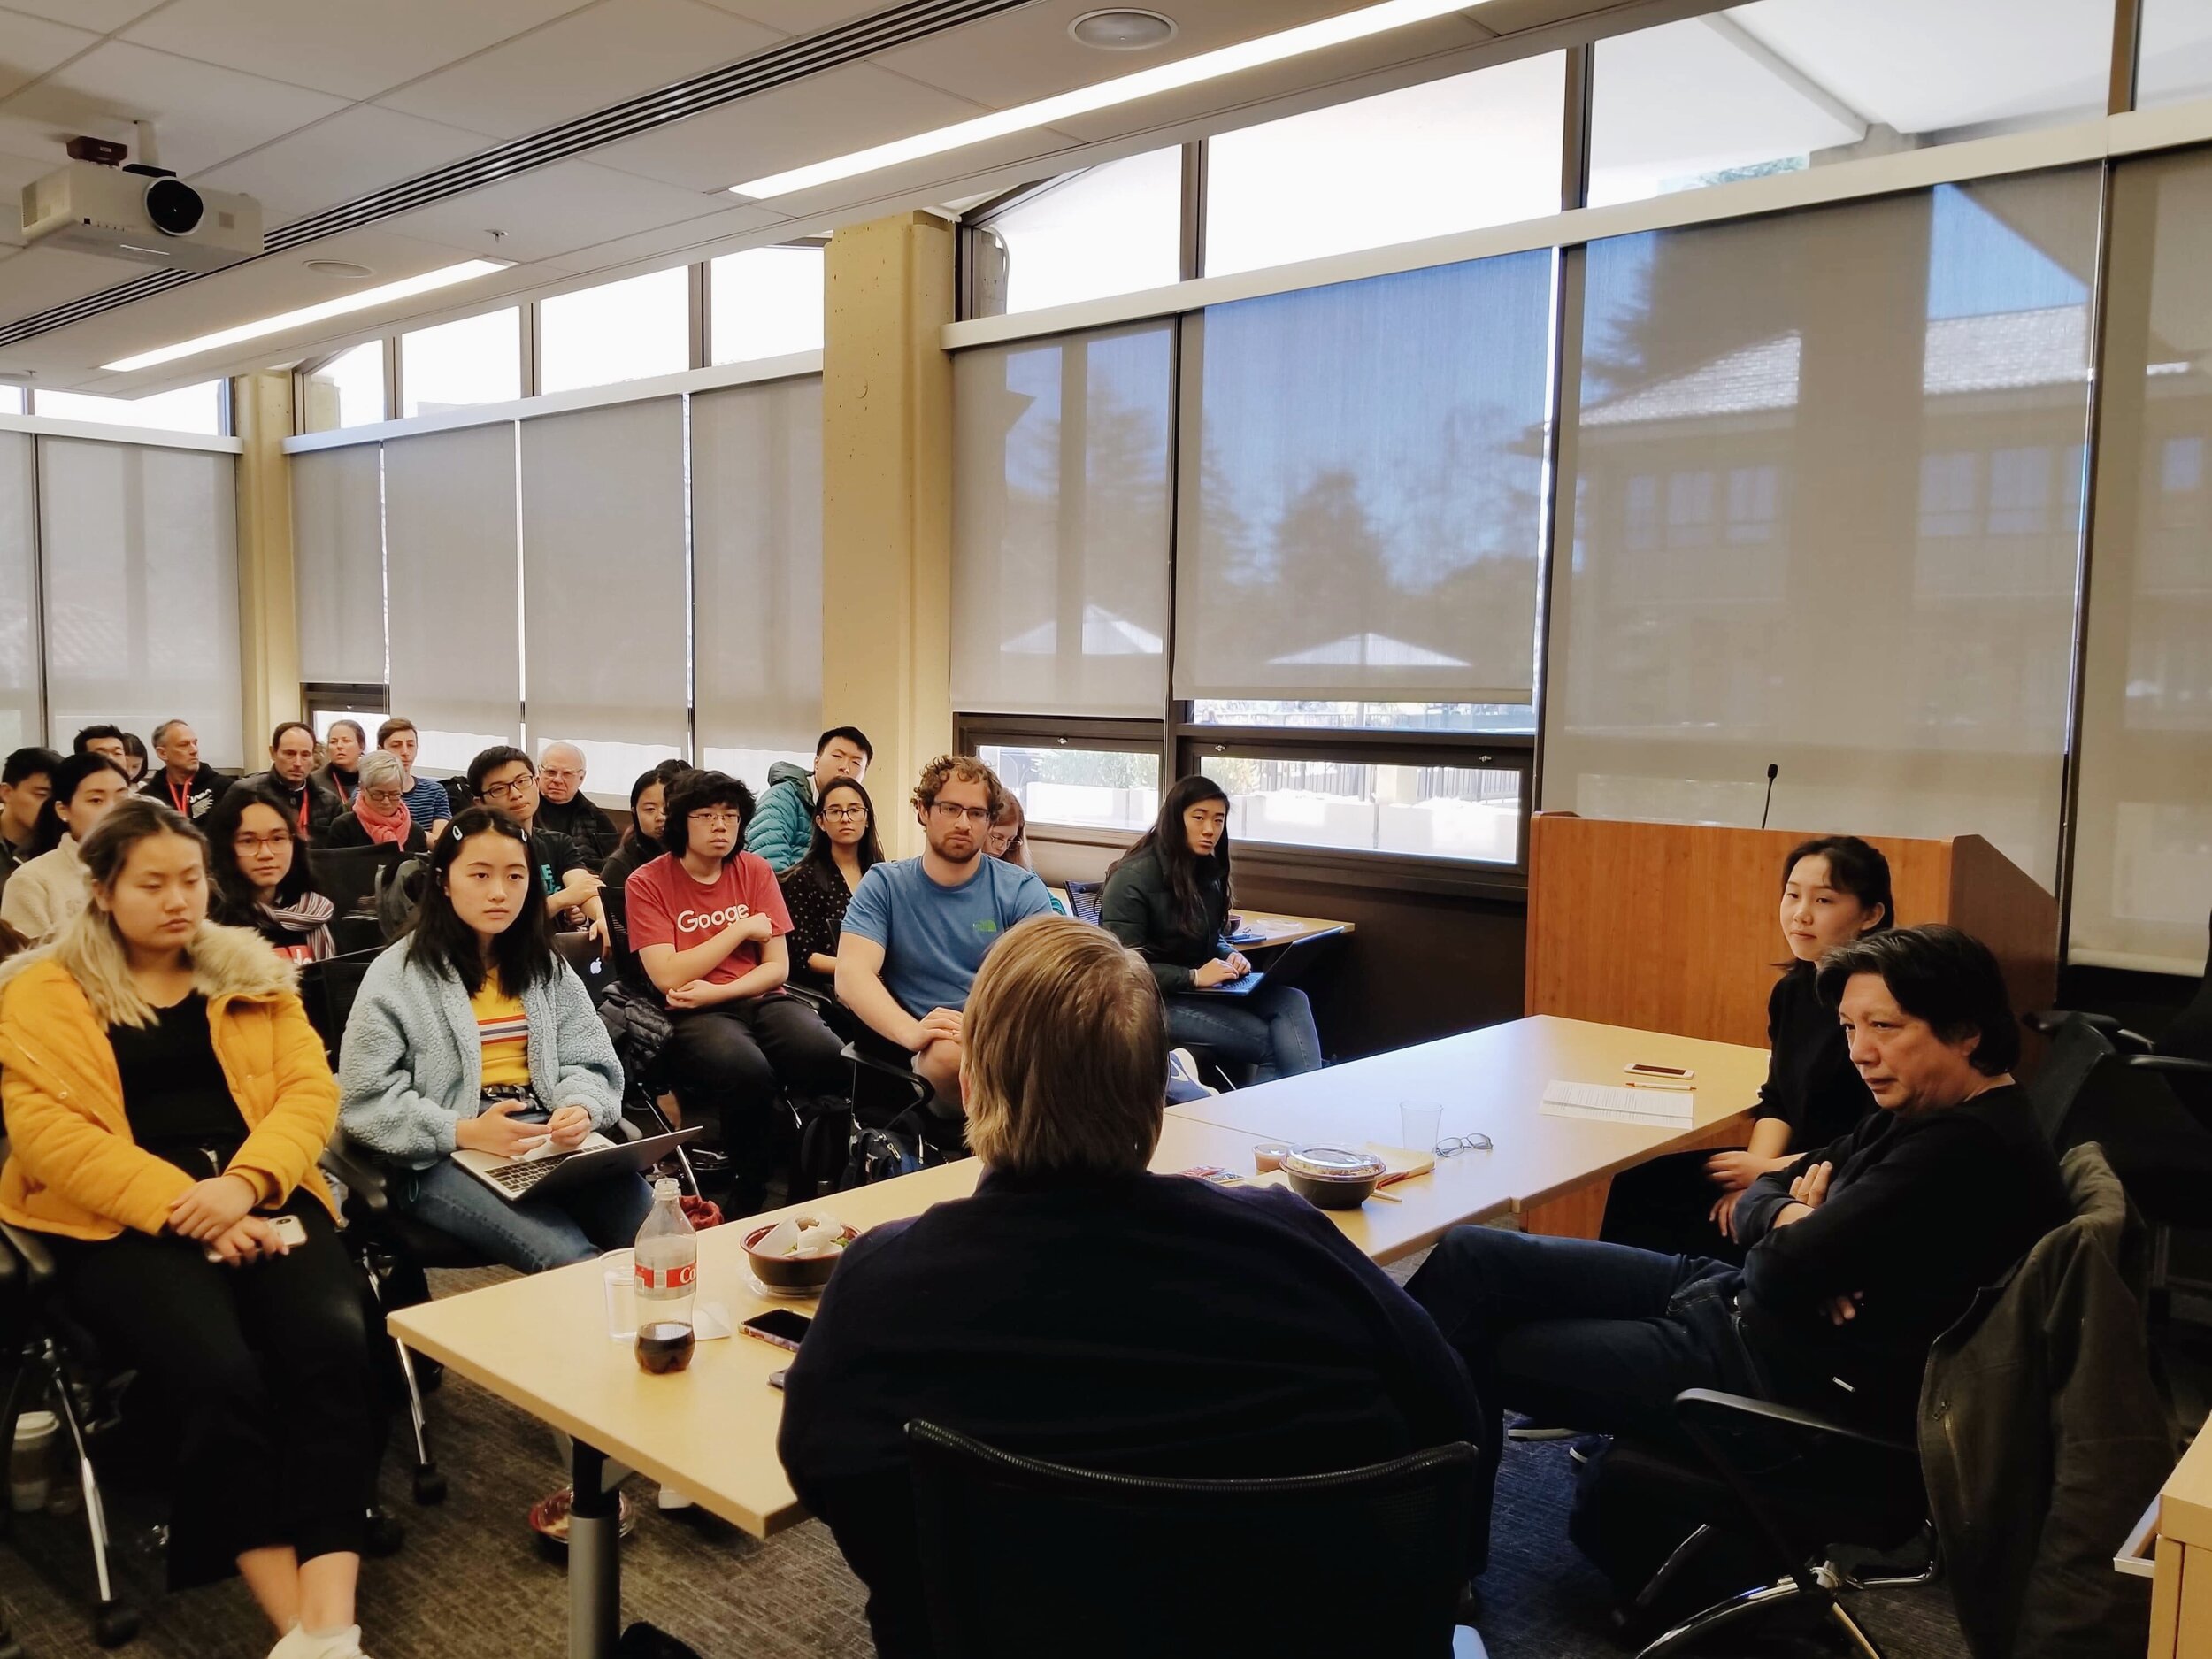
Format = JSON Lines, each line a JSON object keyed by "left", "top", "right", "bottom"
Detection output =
{"left": 303, "top": 843, "right": 406, "bottom": 921}
{"left": 906, "top": 1422, "right": 1483, "bottom": 1658}
{"left": 1061, "top": 879, "right": 1105, "bottom": 926}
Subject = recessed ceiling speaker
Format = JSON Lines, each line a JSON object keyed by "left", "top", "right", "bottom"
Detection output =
{"left": 304, "top": 259, "right": 373, "bottom": 278}
{"left": 1069, "top": 8, "right": 1176, "bottom": 50}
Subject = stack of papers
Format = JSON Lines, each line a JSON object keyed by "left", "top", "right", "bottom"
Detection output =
{"left": 1540, "top": 1079, "right": 1695, "bottom": 1130}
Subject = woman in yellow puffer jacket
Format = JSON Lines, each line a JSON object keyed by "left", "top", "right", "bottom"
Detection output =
{"left": 0, "top": 796, "right": 379, "bottom": 1659}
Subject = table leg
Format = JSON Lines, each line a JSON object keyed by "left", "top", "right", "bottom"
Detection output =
{"left": 569, "top": 1440, "right": 621, "bottom": 1659}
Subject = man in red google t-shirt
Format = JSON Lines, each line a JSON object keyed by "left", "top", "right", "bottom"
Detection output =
{"left": 624, "top": 769, "right": 847, "bottom": 1212}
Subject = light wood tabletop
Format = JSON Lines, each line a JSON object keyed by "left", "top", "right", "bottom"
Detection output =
{"left": 1168, "top": 1014, "right": 1769, "bottom": 1229}
{"left": 1231, "top": 910, "right": 1357, "bottom": 949}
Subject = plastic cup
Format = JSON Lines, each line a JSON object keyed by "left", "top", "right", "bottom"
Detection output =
{"left": 1400, "top": 1102, "right": 1444, "bottom": 1156}
{"left": 601, "top": 1248, "right": 635, "bottom": 1340}
{"left": 1253, "top": 1142, "right": 1292, "bottom": 1173}
{"left": 11, "top": 1410, "right": 56, "bottom": 1514}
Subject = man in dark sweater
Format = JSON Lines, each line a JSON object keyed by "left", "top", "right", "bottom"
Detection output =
{"left": 1409, "top": 924, "right": 2068, "bottom": 1573}
{"left": 221, "top": 720, "right": 341, "bottom": 841}
{"left": 531, "top": 741, "right": 619, "bottom": 863}
{"left": 137, "top": 719, "right": 228, "bottom": 823}
{"left": 780, "top": 917, "right": 1480, "bottom": 1659}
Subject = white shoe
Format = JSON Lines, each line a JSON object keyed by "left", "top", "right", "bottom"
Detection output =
{"left": 657, "top": 1484, "right": 694, "bottom": 1511}
{"left": 1167, "top": 1048, "right": 1219, "bottom": 1097}
{"left": 268, "top": 1625, "right": 367, "bottom": 1659}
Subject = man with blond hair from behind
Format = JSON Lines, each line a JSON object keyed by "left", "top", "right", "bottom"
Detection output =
{"left": 782, "top": 916, "right": 1481, "bottom": 1658}
{"left": 834, "top": 754, "right": 1051, "bottom": 1107}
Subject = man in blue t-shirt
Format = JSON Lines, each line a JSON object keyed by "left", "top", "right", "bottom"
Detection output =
{"left": 838, "top": 755, "right": 1053, "bottom": 1107}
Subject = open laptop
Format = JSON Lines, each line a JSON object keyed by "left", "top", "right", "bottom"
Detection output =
{"left": 453, "top": 1123, "right": 703, "bottom": 1203}
{"left": 1186, "top": 926, "right": 1348, "bottom": 996}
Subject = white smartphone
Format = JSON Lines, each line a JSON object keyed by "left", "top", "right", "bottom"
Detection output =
{"left": 203, "top": 1212, "right": 309, "bottom": 1263}
{"left": 1624, "top": 1063, "right": 1694, "bottom": 1079}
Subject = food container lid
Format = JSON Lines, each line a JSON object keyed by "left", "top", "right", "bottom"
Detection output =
{"left": 1282, "top": 1146, "right": 1386, "bottom": 1181}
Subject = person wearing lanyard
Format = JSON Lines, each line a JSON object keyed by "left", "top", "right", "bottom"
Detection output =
{"left": 312, "top": 721, "right": 365, "bottom": 814}
{"left": 138, "top": 719, "right": 229, "bottom": 824}
{"left": 223, "top": 724, "right": 341, "bottom": 846}
{"left": 0, "top": 796, "right": 380, "bottom": 1659}
{"left": 204, "top": 787, "right": 337, "bottom": 967}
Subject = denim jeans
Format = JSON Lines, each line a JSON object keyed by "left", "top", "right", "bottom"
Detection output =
{"left": 1164, "top": 982, "right": 1323, "bottom": 1082}
{"left": 397, "top": 1156, "right": 657, "bottom": 1273}
{"left": 1406, "top": 1227, "right": 1764, "bottom": 1573}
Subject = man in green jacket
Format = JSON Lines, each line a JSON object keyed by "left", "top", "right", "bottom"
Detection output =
{"left": 745, "top": 726, "right": 872, "bottom": 873}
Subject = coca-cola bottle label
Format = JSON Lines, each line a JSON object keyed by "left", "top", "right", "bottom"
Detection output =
{"left": 635, "top": 1262, "right": 696, "bottom": 1292}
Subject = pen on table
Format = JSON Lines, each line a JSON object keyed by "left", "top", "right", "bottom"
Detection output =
{"left": 1626, "top": 1079, "right": 1694, "bottom": 1093}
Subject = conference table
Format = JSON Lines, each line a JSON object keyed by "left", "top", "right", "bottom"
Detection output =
{"left": 388, "top": 1013, "right": 1768, "bottom": 1657}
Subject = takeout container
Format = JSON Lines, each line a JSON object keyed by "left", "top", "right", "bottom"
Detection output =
{"left": 1280, "top": 1147, "right": 1386, "bottom": 1210}
{"left": 742, "top": 1221, "right": 859, "bottom": 1293}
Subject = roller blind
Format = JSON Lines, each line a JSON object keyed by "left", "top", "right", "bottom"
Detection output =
{"left": 291, "top": 445, "right": 386, "bottom": 685}
{"left": 952, "top": 322, "right": 1173, "bottom": 718}
{"left": 692, "top": 376, "right": 822, "bottom": 786}
{"left": 1173, "top": 252, "right": 1551, "bottom": 703}
{"left": 2070, "top": 145, "right": 2212, "bottom": 971}
{"left": 520, "top": 399, "right": 688, "bottom": 794}
{"left": 383, "top": 424, "right": 520, "bottom": 773}
{"left": 38, "top": 437, "right": 242, "bottom": 765}
{"left": 1542, "top": 172, "right": 2101, "bottom": 889}
{"left": 0, "top": 433, "right": 37, "bottom": 752}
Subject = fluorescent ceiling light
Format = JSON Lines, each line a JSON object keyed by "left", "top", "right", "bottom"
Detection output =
{"left": 102, "top": 258, "right": 510, "bottom": 373}
{"left": 730, "top": 0, "right": 1491, "bottom": 200}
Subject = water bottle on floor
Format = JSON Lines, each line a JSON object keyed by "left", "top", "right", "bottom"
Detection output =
{"left": 634, "top": 1178, "right": 696, "bottom": 1375}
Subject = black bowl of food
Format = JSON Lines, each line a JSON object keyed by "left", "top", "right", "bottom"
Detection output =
{"left": 1280, "top": 1146, "right": 1386, "bottom": 1210}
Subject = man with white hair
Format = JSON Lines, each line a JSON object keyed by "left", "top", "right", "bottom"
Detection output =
{"left": 135, "top": 718, "right": 227, "bottom": 822}
{"left": 532, "top": 741, "right": 618, "bottom": 863}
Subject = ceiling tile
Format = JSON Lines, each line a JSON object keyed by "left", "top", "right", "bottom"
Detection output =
{"left": 0, "top": 39, "right": 348, "bottom": 179}
{"left": 120, "top": 0, "right": 602, "bottom": 103}
{"left": 192, "top": 105, "right": 501, "bottom": 224}
{"left": 0, "top": 238, "right": 153, "bottom": 326}
{"left": 0, "top": 0, "right": 163, "bottom": 31}
{"left": 375, "top": 157, "right": 733, "bottom": 264}
{"left": 534, "top": 197, "right": 787, "bottom": 272}
{"left": 589, "top": 61, "right": 986, "bottom": 193}
{"left": 0, "top": 11, "right": 101, "bottom": 103}
{"left": 376, "top": 0, "right": 786, "bottom": 141}
{"left": 689, "top": 0, "right": 879, "bottom": 30}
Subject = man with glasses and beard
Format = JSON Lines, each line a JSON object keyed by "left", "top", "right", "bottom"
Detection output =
{"left": 836, "top": 755, "right": 1052, "bottom": 1110}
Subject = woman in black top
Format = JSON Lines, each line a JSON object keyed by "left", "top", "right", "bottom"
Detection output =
{"left": 204, "top": 786, "right": 337, "bottom": 965}
{"left": 780, "top": 777, "right": 884, "bottom": 995}
{"left": 1601, "top": 834, "right": 1893, "bottom": 1260}
{"left": 600, "top": 760, "right": 689, "bottom": 994}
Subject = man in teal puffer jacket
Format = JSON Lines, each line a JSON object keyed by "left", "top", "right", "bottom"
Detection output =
{"left": 744, "top": 726, "right": 873, "bottom": 873}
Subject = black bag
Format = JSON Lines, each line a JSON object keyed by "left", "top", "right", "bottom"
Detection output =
{"left": 597, "top": 981, "right": 674, "bottom": 1080}
{"left": 840, "top": 1105, "right": 949, "bottom": 1190}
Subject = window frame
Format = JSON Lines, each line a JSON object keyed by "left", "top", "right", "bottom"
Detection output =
{"left": 956, "top": 711, "right": 1168, "bottom": 849}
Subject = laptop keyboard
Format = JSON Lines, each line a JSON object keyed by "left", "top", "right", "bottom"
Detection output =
{"left": 485, "top": 1151, "right": 574, "bottom": 1194}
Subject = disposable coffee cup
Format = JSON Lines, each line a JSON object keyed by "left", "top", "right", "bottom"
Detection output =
{"left": 11, "top": 1410, "right": 57, "bottom": 1514}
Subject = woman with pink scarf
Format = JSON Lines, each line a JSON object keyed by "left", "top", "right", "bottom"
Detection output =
{"left": 323, "top": 750, "right": 428, "bottom": 852}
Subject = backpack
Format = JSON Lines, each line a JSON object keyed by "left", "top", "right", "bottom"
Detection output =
{"left": 373, "top": 856, "right": 429, "bottom": 941}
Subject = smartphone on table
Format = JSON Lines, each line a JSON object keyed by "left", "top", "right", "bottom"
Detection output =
{"left": 740, "top": 1309, "right": 812, "bottom": 1354}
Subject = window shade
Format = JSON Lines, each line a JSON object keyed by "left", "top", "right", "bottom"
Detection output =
{"left": 38, "top": 437, "right": 242, "bottom": 765}
{"left": 291, "top": 445, "right": 386, "bottom": 686}
{"left": 952, "top": 322, "right": 1173, "bottom": 718}
{"left": 382, "top": 424, "right": 520, "bottom": 773}
{"left": 1173, "top": 253, "right": 1551, "bottom": 704}
{"left": 520, "top": 399, "right": 688, "bottom": 793}
{"left": 691, "top": 376, "right": 822, "bottom": 787}
{"left": 2070, "top": 146, "right": 2212, "bottom": 971}
{"left": 1542, "top": 172, "right": 2101, "bottom": 889}
{"left": 0, "top": 434, "right": 37, "bottom": 752}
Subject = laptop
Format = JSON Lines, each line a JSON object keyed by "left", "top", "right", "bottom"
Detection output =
{"left": 1186, "top": 926, "right": 1348, "bottom": 995}
{"left": 453, "top": 1124, "right": 703, "bottom": 1203}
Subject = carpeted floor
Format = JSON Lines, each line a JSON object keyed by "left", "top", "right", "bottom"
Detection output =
{"left": 0, "top": 1255, "right": 2012, "bottom": 1659}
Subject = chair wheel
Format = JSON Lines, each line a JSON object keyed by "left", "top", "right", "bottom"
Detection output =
{"left": 412, "top": 1465, "right": 448, "bottom": 1506}
{"left": 364, "top": 1504, "right": 405, "bottom": 1556}
{"left": 95, "top": 1599, "right": 138, "bottom": 1647}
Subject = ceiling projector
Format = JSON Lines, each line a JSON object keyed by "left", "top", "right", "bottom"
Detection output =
{"left": 21, "top": 157, "right": 263, "bottom": 273}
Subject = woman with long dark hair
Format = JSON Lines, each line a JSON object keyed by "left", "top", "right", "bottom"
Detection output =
{"left": 337, "top": 810, "right": 646, "bottom": 1271}
{"left": 204, "top": 786, "right": 337, "bottom": 965}
{"left": 1102, "top": 775, "right": 1323, "bottom": 1083}
{"left": 601, "top": 759, "right": 690, "bottom": 993}
{"left": 779, "top": 776, "right": 885, "bottom": 995}
{"left": 0, "top": 752, "right": 132, "bottom": 946}
{"left": 1600, "top": 833, "right": 1896, "bottom": 1259}
{"left": 0, "top": 798, "right": 378, "bottom": 1658}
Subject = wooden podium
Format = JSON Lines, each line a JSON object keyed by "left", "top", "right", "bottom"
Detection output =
{"left": 1525, "top": 814, "right": 2060, "bottom": 1056}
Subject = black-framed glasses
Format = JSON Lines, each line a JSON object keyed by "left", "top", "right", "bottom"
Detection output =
{"left": 929, "top": 802, "right": 994, "bottom": 825}
{"left": 479, "top": 778, "right": 534, "bottom": 801}
{"left": 821, "top": 804, "right": 867, "bottom": 821}
{"left": 1436, "top": 1133, "right": 1493, "bottom": 1156}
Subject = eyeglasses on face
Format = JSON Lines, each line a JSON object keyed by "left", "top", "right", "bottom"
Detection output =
{"left": 929, "top": 802, "right": 994, "bottom": 825}
{"left": 479, "top": 778, "right": 534, "bottom": 801}
{"left": 689, "top": 809, "right": 742, "bottom": 829}
{"left": 233, "top": 833, "right": 291, "bottom": 854}
{"left": 821, "top": 804, "right": 867, "bottom": 821}
{"left": 363, "top": 789, "right": 404, "bottom": 807}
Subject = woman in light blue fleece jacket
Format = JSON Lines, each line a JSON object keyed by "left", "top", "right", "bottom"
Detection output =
{"left": 338, "top": 810, "right": 649, "bottom": 1271}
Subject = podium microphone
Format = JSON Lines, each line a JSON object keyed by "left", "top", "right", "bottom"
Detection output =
{"left": 1760, "top": 763, "right": 1778, "bottom": 831}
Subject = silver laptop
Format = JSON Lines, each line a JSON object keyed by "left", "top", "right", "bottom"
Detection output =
{"left": 453, "top": 1125, "right": 703, "bottom": 1203}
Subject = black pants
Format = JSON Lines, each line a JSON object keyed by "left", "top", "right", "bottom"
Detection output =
{"left": 52, "top": 1195, "right": 375, "bottom": 1588}
{"left": 1406, "top": 1227, "right": 1765, "bottom": 1575}
{"left": 663, "top": 994, "right": 847, "bottom": 1201}
{"left": 1599, "top": 1148, "right": 1749, "bottom": 1264}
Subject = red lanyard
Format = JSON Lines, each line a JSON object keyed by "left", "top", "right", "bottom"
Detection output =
{"left": 333, "top": 773, "right": 351, "bottom": 806}
{"left": 165, "top": 775, "right": 192, "bottom": 815}
{"left": 292, "top": 787, "right": 310, "bottom": 836}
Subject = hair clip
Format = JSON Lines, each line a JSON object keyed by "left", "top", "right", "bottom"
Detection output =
{"left": 449, "top": 823, "right": 465, "bottom": 841}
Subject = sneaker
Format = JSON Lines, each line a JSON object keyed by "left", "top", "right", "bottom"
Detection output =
{"left": 1566, "top": 1433, "right": 1610, "bottom": 1467}
{"left": 1167, "top": 1049, "right": 1219, "bottom": 1097}
{"left": 1505, "top": 1416, "right": 1580, "bottom": 1442}
{"left": 268, "top": 1624, "right": 367, "bottom": 1659}
{"left": 656, "top": 1484, "right": 694, "bottom": 1511}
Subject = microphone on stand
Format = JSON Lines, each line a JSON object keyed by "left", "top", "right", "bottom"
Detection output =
{"left": 1760, "top": 763, "right": 1778, "bottom": 831}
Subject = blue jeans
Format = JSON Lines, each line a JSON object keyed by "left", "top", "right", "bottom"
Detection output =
{"left": 1164, "top": 982, "right": 1323, "bottom": 1082}
{"left": 1406, "top": 1228, "right": 1763, "bottom": 1573}
{"left": 397, "top": 1157, "right": 656, "bottom": 1273}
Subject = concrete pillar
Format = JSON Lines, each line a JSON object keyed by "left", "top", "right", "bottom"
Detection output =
{"left": 232, "top": 370, "right": 300, "bottom": 745}
{"left": 821, "top": 210, "right": 956, "bottom": 857}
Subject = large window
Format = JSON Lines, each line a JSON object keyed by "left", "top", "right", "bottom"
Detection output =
{"left": 2139, "top": 0, "right": 2212, "bottom": 107}
{"left": 1206, "top": 55, "right": 1565, "bottom": 278}
{"left": 1198, "top": 746, "right": 1525, "bottom": 864}
{"left": 291, "top": 445, "right": 387, "bottom": 687}
{"left": 400, "top": 309, "right": 520, "bottom": 417}
{"left": 32, "top": 381, "right": 226, "bottom": 436}
{"left": 972, "top": 734, "right": 1163, "bottom": 833}
{"left": 709, "top": 247, "right": 825, "bottom": 365}
{"left": 538, "top": 267, "right": 690, "bottom": 396}
{"left": 1590, "top": 1, "right": 2112, "bottom": 208}
{"left": 0, "top": 434, "right": 35, "bottom": 752}
{"left": 985, "top": 150, "right": 1183, "bottom": 315}
{"left": 1544, "top": 170, "right": 2100, "bottom": 886}
{"left": 300, "top": 342, "right": 387, "bottom": 432}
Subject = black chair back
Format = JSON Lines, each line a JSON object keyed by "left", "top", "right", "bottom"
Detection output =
{"left": 2023, "top": 1012, "right": 2116, "bottom": 1147}
{"left": 1063, "top": 879, "right": 1104, "bottom": 926}
{"left": 907, "top": 1422, "right": 1475, "bottom": 1659}
{"left": 306, "top": 843, "right": 405, "bottom": 918}
{"left": 551, "top": 932, "right": 611, "bottom": 1006}
{"left": 299, "top": 947, "right": 383, "bottom": 1061}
